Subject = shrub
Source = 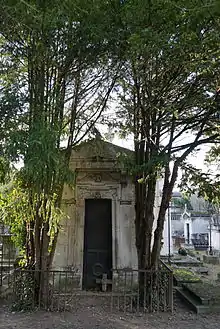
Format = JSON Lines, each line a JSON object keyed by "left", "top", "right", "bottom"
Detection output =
{"left": 178, "top": 247, "right": 187, "bottom": 256}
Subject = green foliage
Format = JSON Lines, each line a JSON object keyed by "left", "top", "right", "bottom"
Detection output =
{"left": 0, "top": 157, "right": 11, "bottom": 184}
{"left": 180, "top": 163, "right": 220, "bottom": 208}
{"left": 0, "top": 0, "right": 119, "bottom": 273}
{"left": 12, "top": 272, "right": 36, "bottom": 311}
{"left": 173, "top": 268, "right": 201, "bottom": 283}
{"left": 0, "top": 177, "right": 66, "bottom": 256}
{"left": 185, "top": 282, "right": 220, "bottom": 303}
{"left": 114, "top": 0, "right": 220, "bottom": 269}
{"left": 172, "top": 196, "right": 192, "bottom": 210}
{"left": 20, "top": 122, "right": 75, "bottom": 195}
{"left": 206, "top": 146, "right": 220, "bottom": 165}
{"left": 178, "top": 247, "right": 188, "bottom": 256}
{"left": 0, "top": 0, "right": 219, "bottom": 282}
{"left": 116, "top": 151, "right": 135, "bottom": 174}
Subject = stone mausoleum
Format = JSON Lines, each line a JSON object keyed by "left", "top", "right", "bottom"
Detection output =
{"left": 53, "top": 138, "right": 164, "bottom": 289}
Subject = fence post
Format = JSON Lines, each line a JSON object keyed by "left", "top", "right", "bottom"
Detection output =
{"left": 169, "top": 271, "right": 173, "bottom": 312}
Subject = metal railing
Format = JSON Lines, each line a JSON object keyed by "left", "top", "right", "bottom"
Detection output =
{"left": 111, "top": 263, "right": 173, "bottom": 313}
{"left": 0, "top": 226, "right": 16, "bottom": 289}
{"left": 8, "top": 263, "right": 173, "bottom": 313}
{"left": 11, "top": 269, "right": 82, "bottom": 311}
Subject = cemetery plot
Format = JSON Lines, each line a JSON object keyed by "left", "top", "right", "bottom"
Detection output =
{"left": 183, "top": 282, "right": 220, "bottom": 306}
{"left": 173, "top": 268, "right": 201, "bottom": 286}
{"left": 173, "top": 250, "right": 220, "bottom": 313}
{"left": 176, "top": 282, "right": 220, "bottom": 314}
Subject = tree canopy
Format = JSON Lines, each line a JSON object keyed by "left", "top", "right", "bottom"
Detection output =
{"left": 109, "top": 0, "right": 220, "bottom": 268}
{"left": 0, "top": 0, "right": 219, "bottom": 291}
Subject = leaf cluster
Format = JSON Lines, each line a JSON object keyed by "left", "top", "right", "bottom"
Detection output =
{"left": 0, "top": 177, "right": 66, "bottom": 253}
{"left": 180, "top": 163, "right": 220, "bottom": 207}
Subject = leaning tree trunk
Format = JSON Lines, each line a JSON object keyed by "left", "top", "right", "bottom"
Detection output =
{"left": 134, "top": 134, "right": 158, "bottom": 307}
{"left": 151, "top": 162, "right": 179, "bottom": 266}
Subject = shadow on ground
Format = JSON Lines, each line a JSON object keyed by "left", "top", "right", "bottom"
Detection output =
{"left": 1, "top": 295, "right": 220, "bottom": 329}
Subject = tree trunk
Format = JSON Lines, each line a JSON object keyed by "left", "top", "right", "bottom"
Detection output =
{"left": 151, "top": 163, "right": 179, "bottom": 266}
{"left": 39, "top": 221, "right": 50, "bottom": 307}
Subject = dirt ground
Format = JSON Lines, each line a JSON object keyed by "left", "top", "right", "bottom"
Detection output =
{"left": 1, "top": 295, "right": 220, "bottom": 329}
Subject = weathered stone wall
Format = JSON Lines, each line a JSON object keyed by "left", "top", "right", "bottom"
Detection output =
{"left": 52, "top": 140, "right": 162, "bottom": 288}
{"left": 52, "top": 140, "right": 138, "bottom": 288}
{"left": 212, "top": 229, "right": 220, "bottom": 251}
{"left": 53, "top": 174, "right": 138, "bottom": 285}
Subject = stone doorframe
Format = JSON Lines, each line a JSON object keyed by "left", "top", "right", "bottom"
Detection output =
{"left": 76, "top": 184, "right": 119, "bottom": 288}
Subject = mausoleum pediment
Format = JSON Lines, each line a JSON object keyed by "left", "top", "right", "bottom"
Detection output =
{"left": 70, "top": 138, "right": 133, "bottom": 171}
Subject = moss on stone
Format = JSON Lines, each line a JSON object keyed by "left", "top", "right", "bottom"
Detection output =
{"left": 173, "top": 268, "right": 201, "bottom": 283}
{"left": 185, "top": 282, "right": 220, "bottom": 304}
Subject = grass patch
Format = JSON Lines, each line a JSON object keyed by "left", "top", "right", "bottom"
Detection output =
{"left": 185, "top": 282, "right": 220, "bottom": 304}
{"left": 186, "top": 249, "right": 197, "bottom": 258}
{"left": 173, "top": 268, "right": 201, "bottom": 283}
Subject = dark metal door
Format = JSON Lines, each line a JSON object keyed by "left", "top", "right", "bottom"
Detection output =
{"left": 186, "top": 223, "right": 190, "bottom": 244}
{"left": 82, "top": 199, "right": 112, "bottom": 290}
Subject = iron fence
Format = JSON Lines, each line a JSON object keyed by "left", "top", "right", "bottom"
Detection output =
{"left": 111, "top": 263, "right": 173, "bottom": 313}
{"left": 11, "top": 269, "right": 82, "bottom": 311}
{"left": 7, "top": 262, "right": 173, "bottom": 313}
{"left": 0, "top": 223, "right": 16, "bottom": 290}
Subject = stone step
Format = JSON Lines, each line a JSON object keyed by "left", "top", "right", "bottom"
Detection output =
{"left": 175, "top": 287, "right": 220, "bottom": 314}
{"left": 176, "top": 287, "right": 200, "bottom": 312}
{"left": 170, "top": 258, "right": 202, "bottom": 267}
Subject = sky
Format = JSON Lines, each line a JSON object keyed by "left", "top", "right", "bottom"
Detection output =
{"left": 110, "top": 133, "right": 218, "bottom": 190}
{"left": 111, "top": 132, "right": 211, "bottom": 171}
{"left": 15, "top": 114, "right": 217, "bottom": 180}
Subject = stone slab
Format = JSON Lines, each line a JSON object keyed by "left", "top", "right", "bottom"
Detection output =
{"left": 176, "top": 287, "right": 220, "bottom": 314}
{"left": 195, "top": 267, "right": 209, "bottom": 275}
{"left": 203, "top": 255, "right": 220, "bottom": 265}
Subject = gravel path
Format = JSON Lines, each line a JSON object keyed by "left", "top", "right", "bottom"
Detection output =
{"left": 1, "top": 295, "right": 220, "bottom": 329}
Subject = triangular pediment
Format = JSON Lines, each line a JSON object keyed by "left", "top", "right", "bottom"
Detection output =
{"left": 71, "top": 138, "right": 133, "bottom": 161}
